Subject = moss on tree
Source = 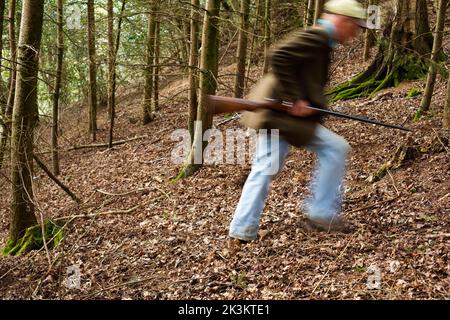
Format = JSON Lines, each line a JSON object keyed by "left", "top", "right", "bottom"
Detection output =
{"left": 329, "top": 0, "right": 432, "bottom": 102}
{"left": 328, "top": 52, "right": 428, "bottom": 102}
{"left": 2, "top": 219, "right": 63, "bottom": 256}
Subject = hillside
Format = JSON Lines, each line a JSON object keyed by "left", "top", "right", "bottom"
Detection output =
{"left": 0, "top": 34, "right": 449, "bottom": 299}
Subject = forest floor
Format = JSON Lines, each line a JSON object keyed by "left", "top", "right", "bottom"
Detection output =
{"left": 0, "top": 37, "right": 449, "bottom": 299}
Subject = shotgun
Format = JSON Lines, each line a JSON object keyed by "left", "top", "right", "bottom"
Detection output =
{"left": 207, "top": 95, "right": 412, "bottom": 132}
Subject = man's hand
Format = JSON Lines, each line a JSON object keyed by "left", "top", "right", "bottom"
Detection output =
{"left": 287, "top": 100, "right": 320, "bottom": 117}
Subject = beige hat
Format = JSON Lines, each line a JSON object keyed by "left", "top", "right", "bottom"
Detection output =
{"left": 324, "top": 0, "right": 367, "bottom": 28}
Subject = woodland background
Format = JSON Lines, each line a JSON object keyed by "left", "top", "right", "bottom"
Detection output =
{"left": 0, "top": 0, "right": 449, "bottom": 299}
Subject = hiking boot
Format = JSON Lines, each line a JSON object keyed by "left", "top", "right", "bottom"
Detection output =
{"left": 227, "top": 237, "right": 250, "bottom": 254}
{"left": 304, "top": 216, "right": 355, "bottom": 234}
{"left": 228, "top": 237, "right": 250, "bottom": 246}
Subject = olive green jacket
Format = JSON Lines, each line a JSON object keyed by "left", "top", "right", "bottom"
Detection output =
{"left": 241, "top": 26, "right": 332, "bottom": 147}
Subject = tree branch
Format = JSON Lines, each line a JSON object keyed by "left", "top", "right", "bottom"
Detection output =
{"left": 33, "top": 154, "right": 81, "bottom": 203}
{"left": 67, "top": 135, "right": 148, "bottom": 151}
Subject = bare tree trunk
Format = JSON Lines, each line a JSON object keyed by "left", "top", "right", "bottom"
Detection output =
{"left": 153, "top": 13, "right": 160, "bottom": 112}
{"left": 305, "top": 0, "right": 315, "bottom": 27}
{"left": 6, "top": 0, "right": 17, "bottom": 120}
{"left": 245, "top": 0, "right": 261, "bottom": 92}
{"left": 0, "top": 0, "right": 6, "bottom": 110}
{"left": 433, "top": 0, "right": 440, "bottom": 13}
{"left": 180, "top": 0, "right": 220, "bottom": 177}
{"left": 262, "top": 0, "right": 271, "bottom": 74}
{"left": 188, "top": 0, "right": 199, "bottom": 140}
{"left": 444, "top": 75, "right": 450, "bottom": 129}
{"left": 182, "top": 13, "right": 190, "bottom": 70}
{"left": 51, "top": 0, "right": 64, "bottom": 175}
{"left": 0, "top": 0, "right": 7, "bottom": 169}
{"left": 233, "top": 0, "right": 250, "bottom": 98}
{"left": 417, "top": 0, "right": 447, "bottom": 117}
{"left": 10, "top": 0, "right": 45, "bottom": 242}
{"left": 313, "top": 0, "right": 323, "bottom": 25}
{"left": 363, "top": 0, "right": 376, "bottom": 61}
{"left": 87, "top": 0, "right": 98, "bottom": 141}
{"left": 108, "top": 0, "right": 126, "bottom": 148}
{"left": 107, "top": 0, "right": 114, "bottom": 146}
{"left": 0, "top": 0, "right": 17, "bottom": 169}
{"left": 363, "top": 29, "right": 376, "bottom": 61}
{"left": 142, "top": 0, "right": 156, "bottom": 124}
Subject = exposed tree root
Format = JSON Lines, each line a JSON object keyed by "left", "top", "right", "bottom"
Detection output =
{"left": 328, "top": 49, "right": 428, "bottom": 102}
{"left": 367, "top": 134, "right": 448, "bottom": 183}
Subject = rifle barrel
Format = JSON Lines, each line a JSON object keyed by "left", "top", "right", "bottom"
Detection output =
{"left": 279, "top": 101, "right": 412, "bottom": 132}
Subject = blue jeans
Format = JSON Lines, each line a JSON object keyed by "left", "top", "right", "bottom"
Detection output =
{"left": 229, "top": 125, "right": 351, "bottom": 241}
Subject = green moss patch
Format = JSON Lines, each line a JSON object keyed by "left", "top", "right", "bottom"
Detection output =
{"left": 328, "top": 52, "right": 428, "bottom": 102}
{"left": 2, "top": 219, "right": 63, "bottom": 256}
{"left": 407, "top": 88, "right": 421, "bottom": 97}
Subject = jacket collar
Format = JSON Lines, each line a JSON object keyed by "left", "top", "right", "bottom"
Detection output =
{"left": 317, "top": 19, "right": 338, "bottom": 48}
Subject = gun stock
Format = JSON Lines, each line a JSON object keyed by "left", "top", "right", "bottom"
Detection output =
{"left": 207, "top": 95, "right": 287, "bottom": 114}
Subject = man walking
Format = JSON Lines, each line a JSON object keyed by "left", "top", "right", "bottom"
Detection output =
{"left": 229, "top": 0, "right": 368, "bottom": 243}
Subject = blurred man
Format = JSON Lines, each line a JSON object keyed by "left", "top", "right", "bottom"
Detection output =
{"left": 229, "top": 0, "right": 367, "bottom": 243}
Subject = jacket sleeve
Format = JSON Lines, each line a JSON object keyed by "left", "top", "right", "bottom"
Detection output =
{"left": 269, "top": 29, "right": 326, "bottom": 103}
